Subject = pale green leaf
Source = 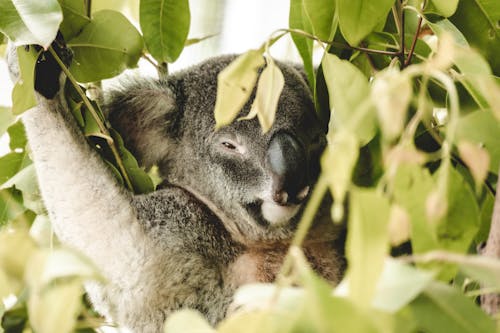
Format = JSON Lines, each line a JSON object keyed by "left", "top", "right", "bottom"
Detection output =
{"left": 241, "top": 58, "right": 284, "bottom": 133}
{"left": 11, "top": 46, "right": 38, "bottom": 115}
{"left": 0, "top": 106, "right": 15, "bottom": 137}
{"left": 58, "top": 0, "right": 90, "bottom": 40}
{"left": 0, "top": 227, "right": 36, "bottom": 279}
{"left": 455, "top": 110, "right": 500, "bottom": 173}
{"left": 164, "top": 309, "right": 214, "bottom": 333}
{"left": 28, "top": 279, "right": 83, "bottom": 333}
{"left": 289, "top": 0, "right": 315, "bottom": 88}
{"left": 0, "top": 152, "right": 24, "bottom": 185}
{"left": 426, "top": 0, "right": 459, "bottom": 17}
{"left": 2, "top": 164, "right": 45, "bottom": 215}
{"left": 214, "top": 50, "right": 265, "bottom": 129}
{"left": 303, "top": 0, "right": 337, "bottom": 40}
{"left": 410, "top": 282, "right": 496, "bottom": 333}
{"left": 322, "top": 53, "right": 376, "bottom": 144}
{"left": 0, "top": 188, "right": 25, "bottom": 225}
{"left": 68, "top": 10, "right": 144, "bottom": 82}
{"left": 337, "top": 0, "right": 395, "bottom": 46}
{"left": 427, "top": 19, "right": 469, "bottom": 47}
{"left": 0, "top": 0, "right": 62, "bottom": 47}
{"left": 140, "top": 0, "right": 190, "bottom": 63}
{"left": 346, "top": 188, "right": 390, "bottom": 305}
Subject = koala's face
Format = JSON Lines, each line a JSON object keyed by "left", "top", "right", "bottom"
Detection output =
{"left": 167, "top": 56, "right": 327, "bottom": 242}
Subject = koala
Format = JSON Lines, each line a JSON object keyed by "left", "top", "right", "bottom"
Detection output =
{"left": 15, "top": 48, "right": 345, "bottom": 332}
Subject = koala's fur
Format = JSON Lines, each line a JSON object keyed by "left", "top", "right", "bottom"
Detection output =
{"left": 18, "top": 54, "right": 345, "bottom": 332}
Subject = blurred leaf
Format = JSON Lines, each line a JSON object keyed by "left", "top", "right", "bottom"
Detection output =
{"left": 322, "top": 53, "right": 376, "bottom": 144}
{"left": 449, "top": 0, "right": 500, "bottom": 75}
{"left": 185, "top": 34, "right": 217, "bottom": 47}
{"left": 11, "top": 46, "right": 38, "bottom": 115}
{"left": 214, "top": 50, "right": 265, "bottom": 129}
{"left": 457, "top": 141, "right": 490, "bottom": 188}
{"left": 0, "top": 106, "right": 15, "bottom": 137}
{"left": 58, "top": 0, "right": 90, "bottom": 40}
{"left": 110, "top": 129, "right": 154, "bottom": 194}
{"left": 427, "top": 19, "right": 468, "bottom": 47}
{"left": 163, "top": 309, "right": 215, "bottom": 333}
{"left": 0, "top": 152, "right": 25, "bottom": 186}
{"left": 0, "top": 188, "right": 25, "bottom": 225}
{"left": 321, "top": 130, "right": 359, "bottom": 221}
{"left": 28, "top": 279, "right": 83, "bottom": 333}
{"left": 0, "top": 0, "right": 62, "bottom": 48}
{"left": 2, "top": 164, "right": 45, "bottom": 215}
{"left": 7, "top": 120, "right": 27, "bottom": 150}
{"left": 455, "top": 111, "right": 500, "bottom": 174}
{"left": 240, "top": 58, "right": 284, "bottom": 133}
{"left": 346, "top": 188, "right": 390, "bottom": 305}
{"left": 140, "top": 0, "right": 190, "bottom": 63}
{"left": 0, "top": 227, "right": 36, "bottom": 279}
{"left": 425, "top": 0, "right": 459, "bottom": 17}
{"left": 337, "top": 0, "right": 395, "bottom": 46}
{"left": 68, "top": 10, "right": 144, "bottom": 82}
{"left": 1, "top": 305, "right": 29, "bottom": 333}
{"left": 477, "top": 191, "right": 494, "bottom": 243}
{"left": 410, "top": 282, "right": 496, "bottom": 333}
{"left": 289, "top": 0, "right": 315, "bottom": 88}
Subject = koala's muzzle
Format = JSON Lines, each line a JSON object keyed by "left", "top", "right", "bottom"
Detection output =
{"left": 267, "top": 131, "right": 310, "bottom": 206}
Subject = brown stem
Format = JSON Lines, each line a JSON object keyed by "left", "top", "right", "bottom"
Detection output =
{"left": 404, "top": 16, "right": 423, "bottom": 67}
{"left": 397, "top": 0, "right": 406, "bottom": 67}
{"left": 480, "top": 164, "right": 500, "bottom": 315}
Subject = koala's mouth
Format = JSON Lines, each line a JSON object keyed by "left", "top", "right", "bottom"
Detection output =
{"left": 245, "top": 200, "right": 302, "bottom": 228}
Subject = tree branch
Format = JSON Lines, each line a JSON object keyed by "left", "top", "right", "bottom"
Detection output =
{"left": 480, "top": 164, "right": 500, "bottom": 315}
{"left": 404, "top": 16, "right": 423, "bottom": 67}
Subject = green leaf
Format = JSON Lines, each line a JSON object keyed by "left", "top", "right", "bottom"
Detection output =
{"left": 410, "top": 282, "right": 496, "bottom": 333}
{"left": 455, "top": 111, "right": 500, "bottom": 174}
{"left": 426, "top": 0, "right": 459, "bottom": 17}
{"left": 2, "top": 164, "right": 45, "bottom": 215}
{"left": 0, "top": 107, "right": 15, "bottom": 137}
{"left": 7, "top": 120, "right": 27, "bottom": 150}
{"left": 322, "top": 53, "right": 376, "bottom": 144}
{"left": 140, "top": 0, "right": 190, "bottom": 63}
{"left": 427, "top": 19, "right": 469, "bottom": 47}
{"left": 110, "top": 129, "right": 154, "bottom": 194}
{"left": 240, "top": 58, "right": 284, "bottom": 133}
{"left": 0, "top": 187, "right": 25, "bottom": 225}
{"left": 214, "top": 50, "right": 265, "bottom": 129}
{"left": 163, "top": 309, "right": 214, "bottom": 333}
{"left": 0, "top": 227, "right": 36, "bottom": 278}
{"left": 337, "top": 0, "right": 395, "bottom": 46}
{"left": 289, "top": 0, "right": 316, "bottom": 88}
{"left": 449, "top": 0, "right": 500, "bottom": 75}
{"left": 0, "top": 152, "right": 24, "bottom": 186}
{"left": 68, "top": 10, "right": 144, "bottom": 82}
{"left": 58, "top": 0, "right": 91, "bottom": 40}
{"left": 0, "top": 0, "right": 62, "bottom": 47}
{"left": 303, "top": 0, "right": 337, "bottom": 40}
{"left": 11, "top": 46, "right": 39, "bottom": 115}
{"left": 346, "top": 188, "right": 390, "bottom": 305}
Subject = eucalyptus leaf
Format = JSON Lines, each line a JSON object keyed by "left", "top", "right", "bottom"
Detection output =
{"left": 11, "top": 46, "right": 38, "bottom": 115}
{"left": 289, "top": 0, "right": 315, "bottom": 88}
{"left": 322, "top": 53, "right": 376, "bottom": 144}
{"left": 68, "top": 10, "right": 144, "bottom": 82}
{"left": 58, "top": 0, "right": 90, "bottom": 40}
{"left": 0, "top": 152, "right": 25, "bottom": 185}
{"left": 337, "top": 0, "right": 395, "bottom": 46}
{"left": 302, "top": 0, "right": 337, "bottom": 40}
{"left": 410, "top": 282, "right": 496, "bottom": 333}
{"left": 0, "top": 106, "right": 15, "bottom": 136}
{"left": 0, "top": 0, "right": 62, "bottom": 48}
{"left": 214, "top": 50, "right": 265, "bottom": 129}
{"left": 346, "top": 188, "right": 390, "bottom": 305}
{"left": 449, "top": 0, "right": 500, "bottom": 75}
{"left": 426, "top": 0, "right": 459, "bottom": 17}
{"left": 163, "top": 309, "right": 214, "bottom": 333}
{"left": 0, "top": 227, "right": 36, "bottom": 279}
{"left": 140, "top": 0, "right": 190, "bottom": 63}
{"left": 455, "top": 110, "right": 500, "bottom": 174}
{"left": 7, "top": 120, "right": 27, "bottom": 150}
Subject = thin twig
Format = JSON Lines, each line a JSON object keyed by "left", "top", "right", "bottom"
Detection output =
{"left": 85, "top": 0, "right": 91, "bottom": 18}
{"left": 48, "top": 46, "right": 135, "bottom": 191}
{"left": 404, "top": 16, "right": 423, "bottom": 67}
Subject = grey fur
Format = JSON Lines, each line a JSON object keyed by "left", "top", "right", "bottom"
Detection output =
{"left": 17, "top": 55, "right": 344, "bottom": 332}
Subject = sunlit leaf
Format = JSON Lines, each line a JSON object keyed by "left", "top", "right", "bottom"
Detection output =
{"left": 11, "top": 46, "right": 38, "bottom": 115}
{"left": 163, "top": 309, "right": 215, "bottom": 333}
{"left": 0, "top": 152, "right": 25, "bottom": 185}
{"left": 346, "top": 188, "right": 390, "bottom": 305}
{"left": 303, "top": 0, "right": 337, "bottom": 40}
{"left": 214, "top": 50, "right": 265, "bottom": 129}
{"left": 240, "top": 58, "right": 284, "bottom": 133}
{"left": 410, "top": 282, "right": 496, "bottom": 333}
{"left": 58, "top": 0, "right": 90, "bottom": 40}
{"left": 140, "top": 0, "right": 190, "bottom": 64}
{"left": 68, "top": 10, "right": 144, "bottom": 82}
{"left": 337, "top": 0, "right": 395, "bottom": 46}
{"left": 457, "top": 141, "right": 490, "bottom": 188}
{"left": 0, "top": 0, "right": 62, "bottom": 48}
{"left": 289, "top": 0, "right": 315, "bottom": 88}
{"left": 388, "top": 204, "right": 411, "bottom": 246}
{"left": 426, "top": 0, "right": 459, "bottom": 17}
{"left": 0, "top": 106, "right": 15, "bottom": 136}
{"left": 0, "top": 227, "right": 36, "bottom": 279}
{"left": 322, "top": 53, "right": 376, "bottom": 144}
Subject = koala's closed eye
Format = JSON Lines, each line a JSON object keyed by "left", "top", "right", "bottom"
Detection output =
{"left": 218, "top": 137, "right": 247, "bottom": 155}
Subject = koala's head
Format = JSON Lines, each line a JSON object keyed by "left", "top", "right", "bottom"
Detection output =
{"left": 107, "top": 55, "right": 328, "bottom": 244}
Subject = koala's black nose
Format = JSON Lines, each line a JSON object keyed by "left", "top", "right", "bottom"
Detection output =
{"left": 266, "top": 131, "right": 309, "bottom": 205}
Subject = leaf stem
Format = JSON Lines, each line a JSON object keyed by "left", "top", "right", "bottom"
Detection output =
{"left": 85, "top": 0, "right": 91, "bottom": 18}
{"left": 404, "top": 16, "right": 423, "bottom": 67}
{"left": 48, "top": 46, "right": 134, "bottom": 191}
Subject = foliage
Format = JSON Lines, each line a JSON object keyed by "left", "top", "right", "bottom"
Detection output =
{"left": 0, "top": 0, "right": 499, "bottom": 332}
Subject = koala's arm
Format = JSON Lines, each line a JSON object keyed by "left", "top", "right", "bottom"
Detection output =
{"left": 22, "top": 91, "right": 148, "bottom": 284}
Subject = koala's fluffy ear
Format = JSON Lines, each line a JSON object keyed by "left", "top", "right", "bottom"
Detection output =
{"left": 106, "top": 77, "right": 181, "bottom": 169}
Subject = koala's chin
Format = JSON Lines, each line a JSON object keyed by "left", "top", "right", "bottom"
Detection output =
{"left": 260, "top": 201, "right": 301, "bottom": 225}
